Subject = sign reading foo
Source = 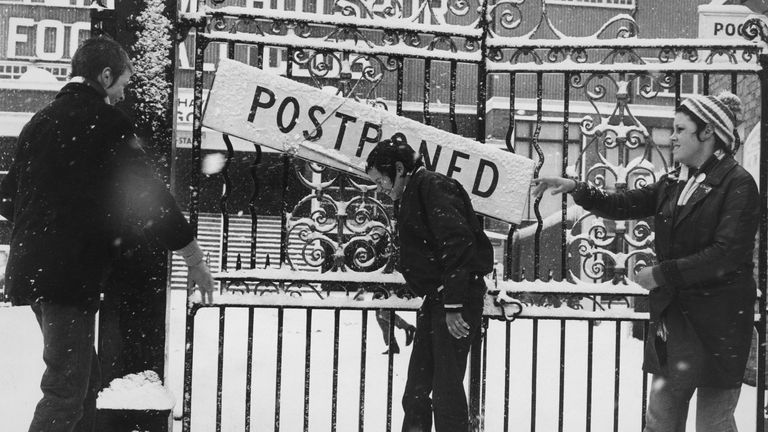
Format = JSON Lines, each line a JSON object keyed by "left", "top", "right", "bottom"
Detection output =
{"left": 203, "top": 59, "right": 535, "bottom": 224}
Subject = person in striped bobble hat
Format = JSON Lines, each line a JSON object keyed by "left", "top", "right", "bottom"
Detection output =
{"left": 532, "top": 91, "right": 759, "bottom": 432}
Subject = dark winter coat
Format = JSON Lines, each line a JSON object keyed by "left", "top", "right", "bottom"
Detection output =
{"left": 397, "top": 168, "right": 494, "bottom": 307}
{"left": 0, "top": 81, "right": 193, "bottom": 310}
{"left": 572, "top": 155, "right": 759, "bottom": 388}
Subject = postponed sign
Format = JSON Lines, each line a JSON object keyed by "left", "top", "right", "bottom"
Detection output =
{"left": 203, "top": 59, "right": 535, "bottom": 224}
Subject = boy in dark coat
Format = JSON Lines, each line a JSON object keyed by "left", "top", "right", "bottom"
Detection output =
{"left": 0, "top": 37, "right": 214, "bottom": 432}
{"left": 532, "top": 92, "right": 758, "bottom": 432}
{"left": 365, "top": 138, "right": 493, "bottom": 432}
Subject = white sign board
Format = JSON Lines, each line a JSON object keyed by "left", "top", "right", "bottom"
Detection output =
{"left": 203, "top": 59, "right": 535, "bottom": 224}
{"left": 698, "top": 4, "right": 766, "bottom": 39}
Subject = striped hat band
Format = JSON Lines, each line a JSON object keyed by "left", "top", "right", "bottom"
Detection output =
{"left": 680, "top": 95, "right": 736, "bottom": 150}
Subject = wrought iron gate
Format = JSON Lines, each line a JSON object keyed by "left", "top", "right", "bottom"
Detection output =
{"left": 177, "top": 1, "right": 768, "bottom": 430}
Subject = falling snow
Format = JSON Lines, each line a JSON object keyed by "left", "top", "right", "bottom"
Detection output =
{"left": 131, "top": 0, "right": 173, "bottom": 131}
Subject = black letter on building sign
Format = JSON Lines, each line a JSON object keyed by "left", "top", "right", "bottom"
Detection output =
{"left": 303, "top": 105, "right": 326, "bottom": 141}
{"left": 356, "top": 122, "right": 382, "bottom": 157}
{"left": 333, "top": 112, "right": 357, "bottom": 150}
{"left": 277, "top": 97, "right": 300, "bottom": 133}
{"left": 472, "top": 158, "right": 499, "bottom": 198}
{"left": 419, "top": 140, "right": 441, "bottom": 171}
{"left": 447, "top": 151, "right": 470, "bottom": 178}
{"left": 247, "top": 86, "right": 275, "bottom": 122}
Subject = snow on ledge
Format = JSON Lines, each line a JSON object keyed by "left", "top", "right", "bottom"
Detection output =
{"left": 214, "top": 267, "right": 406, "bottom": 284}
{"left": 213, "top": 268, "right": 645, "bottom": 296}
{"left": 204, "top": 31, "right": 481, "bottom": 63}
{"left": 192, "top": 290, "right": 649, "bottom": 319}
{"left": 96, "top": 371, "right": 175, "bottom": 411}
{"left": 204, "top": 290, "right": 422, "bottom": 310}
{"left": 493, "top": 277, "right": 648, "bottom": 296}
{"left": 191, "top": 6, "right": 483, "bottom": 38}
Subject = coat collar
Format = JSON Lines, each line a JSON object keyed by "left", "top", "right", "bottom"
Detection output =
{"left": 58, "top": 77, "right": 109, "bottom": 103}
{"left": 399, "top": 166, "right": 426, "bottom": 206}
{"left": 673, "top": 155, "right": 738, "bottom": 227}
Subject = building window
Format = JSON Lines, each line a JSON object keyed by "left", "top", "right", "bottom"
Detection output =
{"left": 636, "top": 72, "right": 700, "bottom": 99}
{"left": 0, "top": 62, "right": 69, "bottom": 81}
{"left": 545, "top": 0, "right": 635, "bottom": 9}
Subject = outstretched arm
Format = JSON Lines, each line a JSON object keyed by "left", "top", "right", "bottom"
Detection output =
{"left": 531, "top": 177, "right": 576, "bottom": 198}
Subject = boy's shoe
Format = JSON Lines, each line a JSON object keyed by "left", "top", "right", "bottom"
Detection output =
{"left": 405, "top": 326, "right": 416, "bottom": 346}
{"left": 383, "top": 344, "right": 400, "bottom": 355}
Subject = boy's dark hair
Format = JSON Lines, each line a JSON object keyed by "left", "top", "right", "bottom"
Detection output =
{"left": 676, "top": 105, "right": 730, "bottom": 155}
{"left": 70, "top": 36, "right": 133, "bottom": 85}
{"left": 365, "top": 136, "right": 423, "bottom": 183}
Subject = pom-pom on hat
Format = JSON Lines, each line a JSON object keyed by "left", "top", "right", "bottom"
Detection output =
{"left": 680, "top": 91, "right": 742, "bottom": 152}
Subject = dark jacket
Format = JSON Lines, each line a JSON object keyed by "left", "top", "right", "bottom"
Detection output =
{"left": 397, "top": 168, "right": 493, "bottom": 307}
{"left": 0, "top": 81, "right": 193, "bottom": 309}
{"left": 573, "top": 155, "right": 758, "bottom": 388}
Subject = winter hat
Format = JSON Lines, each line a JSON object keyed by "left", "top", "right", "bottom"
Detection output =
{"left": 679, "top": 91, "right": 742, "bottom": 152}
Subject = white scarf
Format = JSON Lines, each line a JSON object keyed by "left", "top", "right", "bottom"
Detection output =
{"left": 676, "top": 150, "right": 724, "bottom": 206}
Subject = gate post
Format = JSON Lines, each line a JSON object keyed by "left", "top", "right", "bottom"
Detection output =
{"left": 91, "top": 0, "right": 179, "bottom": 430}
{"left": 757, "top": 50, "right": 768, "bottom": 432}
{"left": 468, "top": 2, "right": 491, "bottom": 430}
{"left": 743, "top": 16, "right": 768, "bottom": 432}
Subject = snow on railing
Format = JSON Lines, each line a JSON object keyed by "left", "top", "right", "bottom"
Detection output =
{"left": 213, "top": 267, "right": 405, "bottom": 284}
{"left": 193, "top": 6, "right": 484, "bottom": 38}
{"left": 180, "top": 7, "right": 765, "bottom": 72}
{"left": 485, "top": 59, "right": 763, "bottom": 73}
{"left": 202, "top": 30, "right": 482, "bottom": 63}
{"left": 207, "top": 268, "right": 651, "bottom": 320}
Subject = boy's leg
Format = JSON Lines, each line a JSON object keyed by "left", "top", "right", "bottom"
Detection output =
{"left": 431, "top": 282, "right": 484, "bottom": 432}
{"left": 29, "top": 300, "right": 97, "bottom": 432}
{"left": 695, "top": 386, "right": 740, "bottom": 432}
{"left": 643, "top": 375, "right": 694, "bottom": 432}
{"left": 402, "top": 297, "right": 434, "bottom": 432}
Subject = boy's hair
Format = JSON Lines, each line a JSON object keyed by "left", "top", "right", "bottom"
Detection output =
{"left": 70, "top": 36, "right": 133, "bottom": 85}
{"left": 365, "top": 136, "right": 422, "bottom": 183}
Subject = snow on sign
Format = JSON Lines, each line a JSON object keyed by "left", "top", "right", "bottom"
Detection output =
{"left": 203, "top": 58, "right": 535, "bottom": 224}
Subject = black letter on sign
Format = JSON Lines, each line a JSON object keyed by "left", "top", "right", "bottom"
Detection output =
{"left": 277, "top": 97, "right": 300, "bottom": 133}
{"left": 247, "top": 86, "right": 275, "bottom": 122}
{"left": 472, "top": 158, "right": 499, "bottom": 198}
{"left": 356, "top": 122, "right": 382, "bottom": 157}
{"left": 419, "top": 140, "right": 441, "bottom": 171}
{"left": 334, "top": 112, "right": 357, "bottom": 150}
{"left": 303, "top": 105, "right": 326, "bottom": 141}
{"left": 447, "top": 151, "right": 470, "bottom": 178}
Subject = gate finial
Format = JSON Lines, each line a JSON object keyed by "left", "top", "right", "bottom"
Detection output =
{"left": 744, "top": 17, "right": 768, "bottom": 44}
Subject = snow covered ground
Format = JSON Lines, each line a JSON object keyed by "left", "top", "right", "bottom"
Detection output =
{"left": 0, "top": 291, "right": 762, "bottom": 431}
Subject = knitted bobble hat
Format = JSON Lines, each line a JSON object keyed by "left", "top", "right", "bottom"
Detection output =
{"left": 680, "top": 91, "right": 743, "bottom": 152}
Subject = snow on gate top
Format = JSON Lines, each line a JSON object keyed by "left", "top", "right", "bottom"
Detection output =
{"left": 202, "top": 58, "right": 536, "bottom": 224}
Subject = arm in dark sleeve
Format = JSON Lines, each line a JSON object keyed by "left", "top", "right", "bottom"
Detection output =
{"left": 114, "top": 137, "right": 194, "bottom": 251}
{"left": 0, "top": 160, "right": 17, "bottom": 221}
{"left": 570, "top": 180, "right": 659, "bottom": 220}
{"left": 422, "top": 177, "right": 482, "bottom": 307}
{"left": 0, "top": 125, "right": 29, "bottom": 221}
{"left": 656, "top": 175, "right": 759, "bottom": 289}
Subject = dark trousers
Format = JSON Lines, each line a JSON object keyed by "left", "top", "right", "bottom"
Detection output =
{"left": 643, "top": 375, "right": 741, "bottom": 432}
{"left": 401, "top": 283, "right": 485, "bottom": 432}
{"left": 29, "top": 300, "right": 100, "bottom": 432}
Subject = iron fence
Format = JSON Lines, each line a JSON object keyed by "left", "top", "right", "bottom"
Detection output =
{"left": 178, "top": 1, "right": 768, "bottom": 430}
